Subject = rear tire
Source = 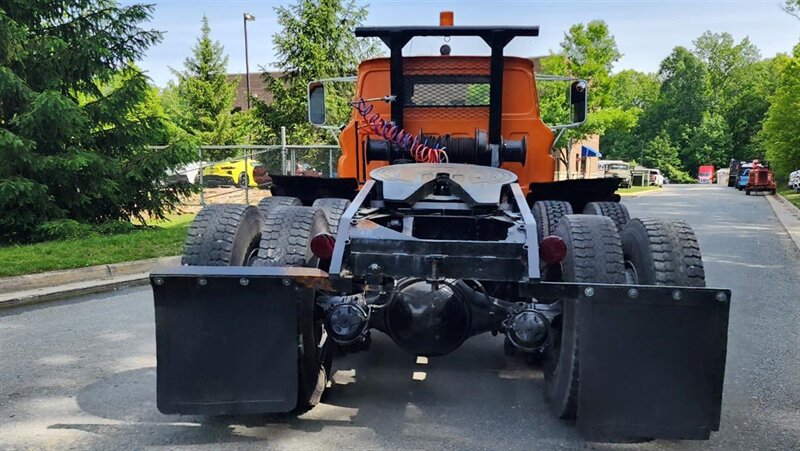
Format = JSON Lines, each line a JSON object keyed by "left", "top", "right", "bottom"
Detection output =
{"left": 237, "top": 172, "right": 248, "bottom": 188}
{"left": 255, "top": 206, "right": 330, "bottom": 267}
{"left": 257, "top": 195, "right": 302, "bottom": 218}
{"left": 621, "top": 218, "right": 705, "bottom": 287}
{"left": 746, "top": 190, "right": 751, "bottom": 195}
{"left": 253, "top": 205, "right": 333, "bottom": 413}
{"left": 532, "top": 200, "right": 573, "bottom": 242}
{"left": 312, "top": 198, "right": 351, "bottom": 235}
{"left": 545, "top": 215, "right": 625, "bottom": 420}
{"left": 181, "top": 204, "right": 264, "bottom": 266}
{"left": 582, "top": 201, "right": 630, "bottom": 232}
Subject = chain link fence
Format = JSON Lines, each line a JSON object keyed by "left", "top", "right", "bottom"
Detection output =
{"left": 157, "top": 127, "right": 341, "bottom": 210}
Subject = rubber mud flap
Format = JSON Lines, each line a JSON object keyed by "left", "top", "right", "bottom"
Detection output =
{"left": 150, "top": 266, "right": 328, "bottom": 415}
{"left": 573, "top": 285, "right": 730, "bottom": 441}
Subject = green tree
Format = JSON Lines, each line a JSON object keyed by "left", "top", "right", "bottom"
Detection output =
{"left": 560, "top": 20, "right": 622, "bottom": 109}
{"left": 683, "top": 112, "right": 732, "bottom": 171}
{"left": 692, "top": 31, "right": 760, "bottom": 112}
{"left": 782, "top": 0, "right": 800, "bottom": 20}
{"left": 723, "top": 56, "right": 787, "bottom": 160}
{"left": 170, "top": 15, "right": 242, "bottom": 159}
{"left": 599, "top": 70, "right": 660, "bottom": 160}
{"left": 760, "top": 44, "right": 800, "bottom": 180}
{"left": 0, "top": 1, "right": 195, "bottom": 243}
{"left": 538, "top": 20, "right": 621, "bottom": 153}
{"left": 641, "top": 132, "right": 693, "bottom": 182}
{"left": 251, "top": 0, "right": 378, "bottom": 172}
{"left": 607, "top": 70, "right": 660, "bottom": 111}
{"left": 636, "top": 46, "right": 709, "bottom": 170}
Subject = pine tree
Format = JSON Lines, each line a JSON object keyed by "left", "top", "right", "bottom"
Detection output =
{"left": 171, "top": 15, "right": 241, "bottom": 159}
{"left": 0, "top": 0, "right": 195, "bottom": 243}
{"left": 251, "top": 0, "right": 378, "bottom": 172}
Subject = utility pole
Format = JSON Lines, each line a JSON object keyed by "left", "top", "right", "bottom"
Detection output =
{"left": 243, "top": 13, "right": 256, "bottom": 110}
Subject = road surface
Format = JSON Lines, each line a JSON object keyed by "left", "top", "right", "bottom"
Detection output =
{"left": 1, "top": 185, "right": 799, "bottom": 450}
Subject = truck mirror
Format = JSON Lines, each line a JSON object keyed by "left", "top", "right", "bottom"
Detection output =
{"left": 308, "top": 82, "right": 326, "bottom": 125}
{"left": 570, "top": 81, "right": 587, "bottom": 124}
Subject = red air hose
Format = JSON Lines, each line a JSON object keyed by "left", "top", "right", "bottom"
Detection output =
{"left": 353, "top": 98, "right": 449, "bottom": 163}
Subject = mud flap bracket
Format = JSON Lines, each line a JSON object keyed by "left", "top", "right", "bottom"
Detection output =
{"left": 150, "top": 266, "right": 329, "bottom": 415}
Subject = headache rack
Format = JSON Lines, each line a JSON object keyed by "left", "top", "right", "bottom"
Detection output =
{"left": 354, "top": 26, "right": 540, "bottom": 144}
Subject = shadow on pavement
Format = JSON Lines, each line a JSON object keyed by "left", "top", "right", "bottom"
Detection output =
{"left": 51, "top": 333, "right": 579, "bottom": 448}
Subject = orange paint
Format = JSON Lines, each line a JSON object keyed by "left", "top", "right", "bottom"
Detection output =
{"left": 336, "top": 56, "right": 556, "bottom": 193}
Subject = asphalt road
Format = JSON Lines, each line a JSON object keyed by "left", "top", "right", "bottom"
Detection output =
{"left": 1, "top": 185, "right": 799, "bottom": 450}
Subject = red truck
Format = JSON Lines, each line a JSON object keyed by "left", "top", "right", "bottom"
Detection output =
{"left": 744, "top": 165, "right": 777, "bottom": 195}
{"left": 698, "top": 165, "right": 715, "bottom": 184}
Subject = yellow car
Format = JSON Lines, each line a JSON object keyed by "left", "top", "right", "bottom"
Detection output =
{"left": 198, "top": 159, "right": 262, "bottom": 188}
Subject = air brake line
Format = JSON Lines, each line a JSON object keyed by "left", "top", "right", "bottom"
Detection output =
{"left": 353, "top": 98, "right": 449, "bottom": 164}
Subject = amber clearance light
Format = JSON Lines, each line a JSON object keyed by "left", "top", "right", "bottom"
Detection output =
{"left": 440, "top": 11, "right": 454, "bottom": 27}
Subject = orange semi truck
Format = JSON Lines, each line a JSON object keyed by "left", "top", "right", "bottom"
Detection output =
{"left": 150, "top": 14, "right": 731, "bottom": 443}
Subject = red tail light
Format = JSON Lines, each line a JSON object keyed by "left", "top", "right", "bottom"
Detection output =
{"left": 539, "top": 235, "right": 567, "bottom": 265}
{"left": 310, "top": 233, "right": 336, "bottom": 260}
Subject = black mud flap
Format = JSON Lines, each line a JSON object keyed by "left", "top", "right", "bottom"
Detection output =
{"left": 573, "top": 285, "right": 730, "bottom": 440}
{"left": 270, "top": 175, "right": 358, "bottom": 206}
{"left": 150, "top": 266, "right": 331, "bottom": 415}
{"left": 528, "top": 178, "right": 621, "bottom": 213}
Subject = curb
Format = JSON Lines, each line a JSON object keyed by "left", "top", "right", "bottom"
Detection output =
{"left": 766, "top": 194, "right": 800, "bottom": 252}
{"left": 619, "top": 188, "right": 664, "bottom": 199}
{"left": 0, "top": 256, "right": 180, "bottom": 309}
{"left": 777, "top": 192, "right": 800, "bottom": 215}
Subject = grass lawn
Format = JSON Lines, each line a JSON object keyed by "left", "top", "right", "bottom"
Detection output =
{"left": 0, "top": 213, "right": 195, "bottom": 278}
{"left": 618, "top": 185, "right": 662, "bottom": 196}
{"left": 778, "top": 185, "right": 800, "bottom": 210}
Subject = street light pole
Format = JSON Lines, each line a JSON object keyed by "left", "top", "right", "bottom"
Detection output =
{"left": 243, "top": 13, "right": 255, "bottom": 110}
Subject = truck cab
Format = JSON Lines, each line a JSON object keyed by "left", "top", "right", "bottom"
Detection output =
{"left": 598, "top": 160, "right": 632, "bottom": 188}
{"left": 698, "top": 165, "right": 715, "bottom": 184}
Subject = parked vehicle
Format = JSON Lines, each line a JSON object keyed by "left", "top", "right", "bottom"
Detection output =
{"left": 151, "top": 16, "right": 730, "bottom": 443}
{"left": 698, "top": 165, "right": 715, "bottom": 184}
{"left": 737, "top": 168, "right": 751, "bottom": 190}
{"left": 744, "top": 166, "right": 777, "bottom": 195}
{"left": 198, "top": 158, "right": 262, "bottom": 188}
{"left": 649, "top": 169, "right": 664, "bottom": 187}
{"left": 789, "top": 169, "right": 800, "bottom": 193}
{"left": 252, "top": 164, "right": 273, "bottom": 188}
{"left": 598, "top": 160, "right": 632, "bottom": 188}
{"left": 716, "top": 169, "right": 729, "bottom": 186}
{"left": 165, "top": 162, "right": 204, "bottom": 187}
{"left": 728, "top": 160, "right": 743, "bottom": 187}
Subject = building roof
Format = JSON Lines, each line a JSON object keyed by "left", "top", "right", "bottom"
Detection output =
{"left": 227, "top": 71, "right": 283, "bottom": 110}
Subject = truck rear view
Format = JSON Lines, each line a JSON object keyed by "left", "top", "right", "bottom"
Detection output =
{"left": 150, "top": 13, "right": 731, "bottom": 443}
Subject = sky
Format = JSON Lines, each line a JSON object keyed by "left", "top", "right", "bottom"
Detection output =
{"left": 124, "top": 0, "right": 800, "bottom": 87}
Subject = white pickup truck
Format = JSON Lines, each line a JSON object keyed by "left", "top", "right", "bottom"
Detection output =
{"left": 790, "top": 169, "right": 800, "bottom": 193}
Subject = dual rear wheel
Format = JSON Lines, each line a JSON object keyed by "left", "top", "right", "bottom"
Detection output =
{"left": 180, "top": 196, "right": 351, "bottom": 412}
{"left": 544, "top": 212, "right": 706, "bottom": 422}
